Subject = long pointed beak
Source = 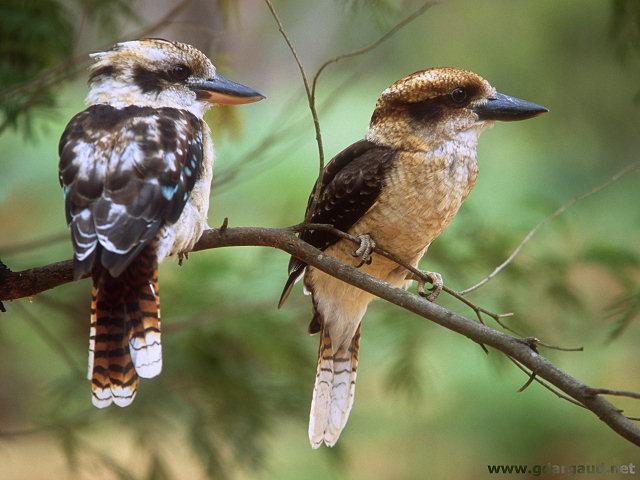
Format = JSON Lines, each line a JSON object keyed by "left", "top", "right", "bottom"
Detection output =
{"left": 473, "top": 92, "right": 548, "bottom": 121}
{"left": 190, "top": 75, "right": 265, "bottom": 105}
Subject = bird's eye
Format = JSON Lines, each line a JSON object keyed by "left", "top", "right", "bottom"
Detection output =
{"left": 169, "top": 64, "right": 191, "bottom": 82}
{"left": 450, "top": 87, "right": 467, "bottom": 104}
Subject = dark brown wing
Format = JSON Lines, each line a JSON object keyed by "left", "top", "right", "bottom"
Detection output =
{"left": 59, "top": 105, "right": 204, "bottom": 279}
{"left": 278, "top": 139, "right": 396, "bottom": 307}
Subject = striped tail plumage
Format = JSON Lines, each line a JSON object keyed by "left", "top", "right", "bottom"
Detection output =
{"left": 309, "top": 322, "right": 361, "bottom": 448}
{"left": 88, "top": 244, "right": 162, "bottom": 408}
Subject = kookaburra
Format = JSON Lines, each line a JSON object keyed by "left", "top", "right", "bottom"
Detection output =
{"left": 58, "top": 38, "right": 264, "bottom": 408}
{"left": 278, "top": 67, "right": 547, "bottom": 448}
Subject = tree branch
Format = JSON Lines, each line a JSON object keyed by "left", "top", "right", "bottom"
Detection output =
{"left": 2, "top": 225, "right": 639, "bottom": 446}
{"left": 0, "top": 258, "right": 76, "bottom": 301}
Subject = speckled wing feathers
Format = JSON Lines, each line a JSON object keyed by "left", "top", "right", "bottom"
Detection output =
{"left": 279, "top": 139, "right": 396, "bottom": 306}
{"left": 59, "top": 104, "right": 204, "bottom": 278}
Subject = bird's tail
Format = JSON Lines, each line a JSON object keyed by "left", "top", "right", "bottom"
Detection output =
{"left": 308, "top": 322, "right": 361, "bottom": 448}
{"left": 88, "top": 244, "right": 162, "bottom": 408}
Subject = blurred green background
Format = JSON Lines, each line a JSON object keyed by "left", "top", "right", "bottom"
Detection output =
{"left": 1, "top": 0, "right": 639, "bottom": 478}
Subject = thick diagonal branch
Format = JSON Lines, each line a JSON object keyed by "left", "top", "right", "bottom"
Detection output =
{"left": 1, "top": 226, "right": 639, "bottom": 447}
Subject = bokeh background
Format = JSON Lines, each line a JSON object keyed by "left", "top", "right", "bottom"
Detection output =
{"left": 1, "top": 0, "right": 639, "bottom": 478}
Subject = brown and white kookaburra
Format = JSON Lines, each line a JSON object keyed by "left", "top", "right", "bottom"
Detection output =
{"left": 58, "top": 38, "right": 264, "bottom": 408}
{"left": 279, "top": 67, "right": 547, "bottom": 448}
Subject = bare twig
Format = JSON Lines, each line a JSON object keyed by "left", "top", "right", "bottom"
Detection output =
{"left": 214, "top": 61, "right": 377, "bottom": 193}
{"left": 274, "top": 222, "right": 587, "bottom": 354}
{"left": 197, "top": 228, "right": 640, "bottom": 445}
{"left": 0, "top": 259, "right": 77, "bottom": 301}
{"left": 461, "top": 161, "right": 640, "bottom": 295}
{"left": 506, "top": 356, "right": 585, "bottom": 407}
{"left": 590, "top": 388, "right": 640, "bottom": 400}
{"left": 537, "top": 341, "right": 584, "bottom": 352}
{"left": 517, "top": 371, "right": 537, "bottom": 392}
{"left": 311, "top": 1, "right": 437, "bottom": 101}
{"left": 263, "top": 0, "right": 325, "bottom": 221}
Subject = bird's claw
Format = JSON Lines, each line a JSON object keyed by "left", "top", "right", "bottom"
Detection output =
{"left": 352, "top": 234, "right": 375, "bottom": 268}
{"left": 178, "top": 252, "right": 189, "bottom": 266}
{"left": 415, "top": 270, "right": 443, "bottom": 301}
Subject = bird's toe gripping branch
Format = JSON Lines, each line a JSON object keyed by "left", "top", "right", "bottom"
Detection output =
{"left": 177, "top": 252, "right": 189, "bottom": 266}
{"left": 351, "top": 234, "right": 375, "bottom": 268}
{"left": 406, "top": 270, "right": 443, "bottom": 302}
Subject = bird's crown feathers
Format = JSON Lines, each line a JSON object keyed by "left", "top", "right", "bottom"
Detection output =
{"left": 377, "top": 67, "right": 494, "bottom": 107}
{"left": 88, "top": 38, "right": 215, "bottom": 89}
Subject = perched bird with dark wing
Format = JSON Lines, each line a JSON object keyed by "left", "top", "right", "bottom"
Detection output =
{"left": 279, "top": 67, "right": 547, "bottom": 448}
{"left": 59, "top": 38, "right": 264, "bottom": 408}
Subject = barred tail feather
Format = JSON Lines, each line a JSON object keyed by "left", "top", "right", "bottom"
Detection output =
{"left": 88, "top": 285, "right": 97, "bottom": 381}
{"left": 309, "top": 323, "right": 361, "bottom": 448}
{"left": 128, "top": 258, "right": 162, "bottom": 378}
{"left": 88, "top": 245, "right": 162, "bottom": 408}
{"left": 91, "top": 281, "right": 139, "bottom": 408}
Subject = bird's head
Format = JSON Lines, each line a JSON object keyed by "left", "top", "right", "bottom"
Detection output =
{"left": 86, "top": 38, "right": 264, "bottom": 117}
{"left": 366, "top": 67, "right": 547, "bottom": 151}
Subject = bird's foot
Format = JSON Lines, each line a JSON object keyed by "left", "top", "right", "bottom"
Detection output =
{"left": 406, "top": 270, "right": 443, "bottom": 301}
{"left": 351, "top": 234, "right": 375, "bottom": 268}
{"left": 178, "top": 252, "right": 189, "bottom": 266}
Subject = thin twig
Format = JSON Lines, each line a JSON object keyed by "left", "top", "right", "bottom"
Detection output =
{"left": 506, "top": 356, "right": 585, "bottom": 407}
{"left": 591, "top": 388, "right": 640, "bottom": 400}
{"left": 311, "top": 0, "right": 437, "bottom": 102}
{"left": 263, "top": 0, "right": 325, "bottom": 222}
{"left": 517, "top": 372, "right": 537, "bottom": 392}
{"left": 537, "top": 341, "right": 584, "bottom": 352}
{"left": 214, "top": 59, "right": 377, "bottom": 193}
{"left": 461, "top": 161, "right": 640, "bottom": 295}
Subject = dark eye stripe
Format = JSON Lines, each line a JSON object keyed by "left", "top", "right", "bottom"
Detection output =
{"left": 89, "top": 65, "right": 120, "bottom": 83}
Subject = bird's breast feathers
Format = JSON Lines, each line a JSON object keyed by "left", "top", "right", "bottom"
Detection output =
{"left": 353, "top": 148, "right": 478, "bottom": 257}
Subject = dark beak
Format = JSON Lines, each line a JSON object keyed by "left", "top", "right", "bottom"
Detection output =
{"left": 190, "top": 75, "right": 265, "bottom": 105}
{"left": 473, "top": 92, "right": 548, "bottom": 121}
